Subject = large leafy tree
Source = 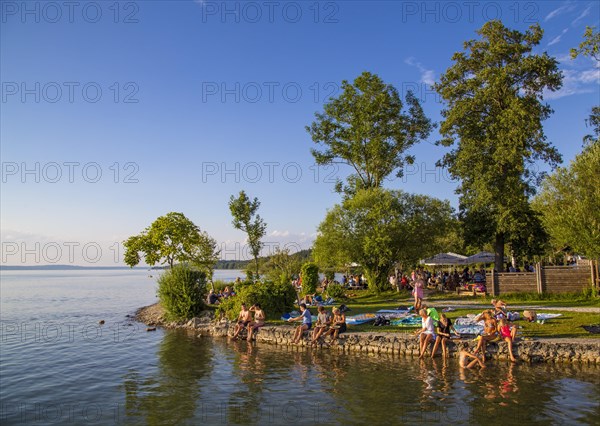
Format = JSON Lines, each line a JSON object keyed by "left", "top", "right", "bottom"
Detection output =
{"left": 229, "top": 191, "right": 267, "bottom": 280}
{"left": 306, "top": 71, "right": 433, "bottom": 195}
{"left": 533, "top": 141, "right": 600, "bottom": 258}
{"left": 313, "top": 188, "right": 454, "bottom": 292}
{"left": 123, "top": 212, "right": 220, "bottom": 274}
{"left": 570, "top": 26, "right": 599, "bottom": 145}
{"left": 433, "top": 21, "right": 563, "bottom": 268}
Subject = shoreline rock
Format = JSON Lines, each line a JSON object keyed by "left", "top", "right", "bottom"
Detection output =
{"left": 134, "top": 303, "right": 600, "bottom": 365}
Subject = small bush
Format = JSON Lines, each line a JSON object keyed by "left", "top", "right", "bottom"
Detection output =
{"left": 212, "top": 280, "right": 238, "bottom": 292}
{"left": 582, "top": 286, "right": 599, "bottom": 299}
{"left": 216, "top": 280, "right": 297, "bottom": 321}
{"left": 324, "top": 270, "right": 335, "bottom": 281}
{"left": 326, "top": 282, "right": 345, "bottom": 299}
{"left": 157, "top": 265, "right": 207, "bottom": 321}
{"left": 301, "top": 262, "right": 319, "bottom": 295}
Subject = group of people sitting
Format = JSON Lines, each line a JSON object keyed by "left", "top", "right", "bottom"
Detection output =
{"left": 414, "top": 304, "right": 459, "bottom": 359}
{"left": 287, "top": 304, "right": 347, "bottom": 345}
{"left": 414, "top": 299, "right": 519, "bottom": 364}
{"left": 231, "top": 303, "right": 265, "bottom": 341}
{"left": 207, "top": 286, "right": 235, "bottom": 305}
{"left": 298, "top": 293, "right": 335, "bottom": 306}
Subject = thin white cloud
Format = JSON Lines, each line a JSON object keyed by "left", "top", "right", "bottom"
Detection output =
{"left": 572, "top": 4, "right": 592, "bottom": 25}
{"left": 544, "top": 68, "right": 600, "bottom": 100}
{"left": 545, "top": 2, "right": 576, "bottom": 21}
{"left": 555, "top": 52, "right": 574, "bottom": 63}
{"left": 548, "top": 28, "right": 569, "bottom": 47}
{"left": 405, "top": 57, "right": 436, "bottom": 86}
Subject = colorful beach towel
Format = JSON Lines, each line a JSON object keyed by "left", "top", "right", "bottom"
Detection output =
{"left": 346, "top": 313, "right": 377, "bottom": 325}
{"left": 390, "top": 315, "right": 422, "bottom": 327}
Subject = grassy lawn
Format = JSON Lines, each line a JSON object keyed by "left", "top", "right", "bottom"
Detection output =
{"left": 423, "top": 290, "right": 600, "bottom": 307}
{"left": 272, "top": 289, "right": 600, "bottom": 339}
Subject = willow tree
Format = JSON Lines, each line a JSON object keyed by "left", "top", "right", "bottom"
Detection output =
{"left": 306, "top": 71, "right": 432, "bottom": 195}
{"left": 433, "top": 21, "right": 563, "bottom": 268}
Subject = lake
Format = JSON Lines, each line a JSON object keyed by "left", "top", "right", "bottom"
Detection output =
{"left": 1, "top": 269, "right": 598, "bottom": 425}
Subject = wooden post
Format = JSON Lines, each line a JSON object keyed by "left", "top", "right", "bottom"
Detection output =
{"left": 491, "top": 271, "right": 498, "bottom": 296}
{"left": 592, "top": 260, "right": 599, "bottom": 291}
{"left": 535, "top": 262, "right": 543, "bottom": 294}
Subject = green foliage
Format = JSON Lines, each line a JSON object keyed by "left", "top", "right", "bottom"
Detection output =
{"left": 434, "top": 21, "right": 563, "bottom": 267}
{"left": 570, "top": 26, "right": 599, "bottom": 146}
{"left": 229, "top": 191, "right": 267, "bottom": 280}
{"left": 570, "top": 26, "right": 600, "bottom": 61}
{"left": 123, "top": 212, "right": 219, "bottom": 275}
{"left": 300, "top": 262, "right": 319, "bottom": 295}
{"left": 260, "top": 247, "right": 302, "bottom": 285}
{"left": 326, "top": 282, "right": 346, "bottom": 299}
{"left": 306, "top": 71, "right": 432, "bottom": 196}
{"left": 214, "top": 259, "right": 249, "bottom": 270}
{"left": 582, "top": 285, "right": 599, "bottom": 299}
{"left": 313, "top": 188, "right": 455, "bottom": 292}
{"left": 533, "top": 141, "right": 600, "bottom": 258}
{"left": 157, "top": 265, "right": 207, "bottom": 321}
{"left": 216, "top": 280, "right": 297, "bottom": 321}
{"left": 211, "top": 280, "right": 233, "bottom": 292}
{"left": 324, "top": 270, "right": 335, "bottom": 281}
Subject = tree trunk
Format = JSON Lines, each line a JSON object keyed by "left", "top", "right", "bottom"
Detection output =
{"left": 254, "top": 257, "right": 260, "bottom": 281}
{"left": 494, "top": 233, "right": 505, "bottom": 272}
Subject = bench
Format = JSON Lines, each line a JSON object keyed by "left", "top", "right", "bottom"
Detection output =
{"left": 456, "top": 284, "right": 487, "bottom": 297}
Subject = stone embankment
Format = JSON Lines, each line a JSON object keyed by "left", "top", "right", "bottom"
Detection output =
{"left": 135, "top": 303, "right": 600, "bottom": 365}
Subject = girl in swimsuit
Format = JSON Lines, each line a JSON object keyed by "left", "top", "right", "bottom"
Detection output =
{"left": 473, "top": 311, "right": 498, "bottom": 358}
{"left": 247, "top": 304, "right": 265, "bottom": 341}
{"left": 498, "top": 318, "right": 517, "bottom": 362}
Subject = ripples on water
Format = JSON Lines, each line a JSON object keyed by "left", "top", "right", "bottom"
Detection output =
{"left": 1, "top": 270, "right": 599, "bottom": 425}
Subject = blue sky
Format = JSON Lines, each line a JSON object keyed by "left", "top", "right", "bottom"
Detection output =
{"left": 1, "top": 0, "right": 599, "bottom": 266}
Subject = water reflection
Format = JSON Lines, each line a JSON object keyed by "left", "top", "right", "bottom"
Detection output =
{"left": 120, "top": 330, "right": 213, "bottom": 425}
{"left": 120, "top": 333, "right": 600, "bottom": 425}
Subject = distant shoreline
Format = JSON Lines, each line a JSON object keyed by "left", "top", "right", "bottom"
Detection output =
{"left": 0, "top": 265, "right": 245, "bottom": 271}
{"left": 0, "top": 265, "right": 138, "bottom": 271}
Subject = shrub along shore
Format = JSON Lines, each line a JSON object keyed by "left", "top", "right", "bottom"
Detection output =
{"left": 135, "top": 302, "right": 600, "bottom": 365}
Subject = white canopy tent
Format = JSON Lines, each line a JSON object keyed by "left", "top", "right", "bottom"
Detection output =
{"left": 420, "top": 252, "right": 467, "bottom": 266}
{"left": 463, "top": 251, "right": 497, "bottom": 264}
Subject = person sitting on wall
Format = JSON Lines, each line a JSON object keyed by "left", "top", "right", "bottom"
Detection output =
{"left": 289, "top": 303, "right": 312, "bottom": 344}
{"left": 246, "top": 304, "right": 265, "bottom": 341}
{"left": 324, "top": 307, "right": 347, "bottom": 344}
{"left": 311, "top": 306, "right": 331, "bottom": 345}
{"left": 232, "top": 303, "right": 252, "bottom": 339}
{"left": 414, "top": 308, "right": 436, "bottom": 359}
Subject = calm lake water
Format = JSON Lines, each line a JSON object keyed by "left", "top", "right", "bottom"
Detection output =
{"left": 1, "top": 270, "right": 599, "bottom": 425}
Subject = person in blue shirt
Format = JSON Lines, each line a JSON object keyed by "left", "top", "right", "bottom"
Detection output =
{"left": 288, "top": 303, "right": 312, "bottom": 344}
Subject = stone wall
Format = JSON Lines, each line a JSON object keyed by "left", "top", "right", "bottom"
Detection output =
{"left": 190, "top": 320, "right": 600, "bottom": 365}
{"left": 135, "top": 304, "right": 600, "bottom": 365}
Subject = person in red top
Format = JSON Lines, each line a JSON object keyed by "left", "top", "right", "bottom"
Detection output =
{"left": 498, "top": 318, "right": 517, "bottom": 362}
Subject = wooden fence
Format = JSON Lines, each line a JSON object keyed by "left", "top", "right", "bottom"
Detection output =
{"left": 486, "top": 260, "right": 598, "bottom": 295}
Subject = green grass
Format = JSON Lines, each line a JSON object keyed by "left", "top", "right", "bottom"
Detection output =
{"left": 425, "top": 290, "right": 600, "bottom": 307}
